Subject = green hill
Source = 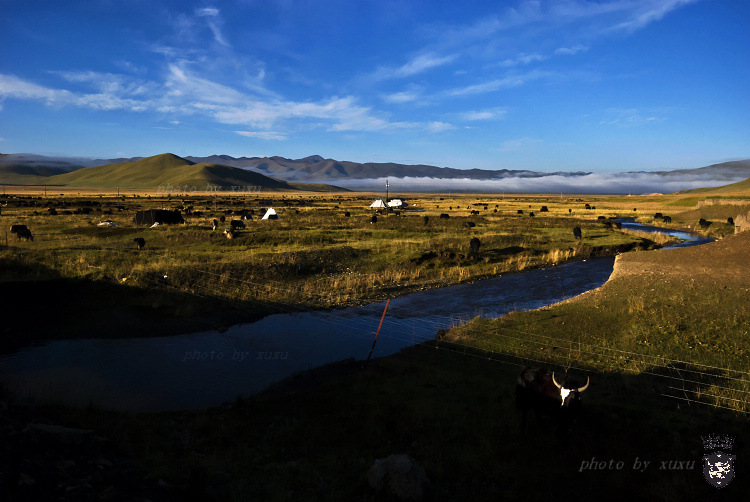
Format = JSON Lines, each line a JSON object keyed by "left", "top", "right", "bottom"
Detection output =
{"left": 676, "top": 175, "right": 750, "bottom": 195}
{"left": 1, "top": 153, "right": 343, "bottom": 191}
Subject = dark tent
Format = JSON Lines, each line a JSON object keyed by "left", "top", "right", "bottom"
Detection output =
{"left": 134, "top": 209, "right": 185, "bottom": 225}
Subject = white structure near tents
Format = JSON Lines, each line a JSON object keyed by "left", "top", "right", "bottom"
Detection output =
{"left": 262, "top": 208, "right": 280, "bottom": 220}
{"left": 387, "top": 199, "right": 406, "bottom": 209}
{"left": 370, "top": 199, "right": 386, "bottom": 209}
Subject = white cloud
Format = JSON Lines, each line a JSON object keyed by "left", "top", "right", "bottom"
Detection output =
{"left": 383, "top": 90, "right": 420, "bottom": 104}
{"left": 459, "top": 108, "right": 507, "bottom": 121}
{"left": 448, "top": 70, "right": 551, "bottom": 96}
{"left": 599, "top": 108, "right": 669, "bottom": 127}
{"left": 394, "top": 53, "right": 458, "bottom": 77}
{"left": 196, "top": 6, "right": 230, "bottom": 46}
{"left": 234, "top": 130, "right": 287, "bottom": 140}
{"left": 610, "top": 0, "right": 700, "bottom": 33}
{"left": 372, "top": 53, "right": 458, "bottom": 81}
{"left": 426, "top": 121, "right": 457, "bottom": 133}
{"left": 496, "top": 53, "right": 546, "bottom": 67}
{"left": 554, "top": 45, "right": 588, "bottom": 55}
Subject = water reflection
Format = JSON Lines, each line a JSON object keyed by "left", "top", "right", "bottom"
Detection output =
{"left": 0, "top": 220, "right": 709, "bottom": 411}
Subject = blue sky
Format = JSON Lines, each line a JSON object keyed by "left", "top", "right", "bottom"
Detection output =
{"left": 1, "top": 0, "right": 748, "bottom": 173}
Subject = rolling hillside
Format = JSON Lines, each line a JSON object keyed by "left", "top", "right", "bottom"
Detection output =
{"left": 676, "top": 175, "right": 750, "bottom": 194}
{"left": 0, "top": 153, "right": 343, "bottom": 191}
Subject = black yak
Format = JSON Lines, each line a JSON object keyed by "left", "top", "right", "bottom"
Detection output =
{"left": 469, "top": 237, "right": 480, "bottom": 255}
{"left": 133, "top": 237, "right": 145, "bottom": 250}
{"left": 515, "top": 367, "right": 589, "bottom": 438}
{"left": 573, "top": 226, "right": 582, "bottom": 239}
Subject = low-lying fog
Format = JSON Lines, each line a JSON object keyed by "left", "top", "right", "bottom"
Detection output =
{"left": 325, "top": 173, "right": 745, "bottom": 194}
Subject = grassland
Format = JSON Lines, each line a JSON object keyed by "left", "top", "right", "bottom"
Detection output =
{"left": 1, "top": 186, "right": 749, "bottom": 500}
{"left": 2, "top": 189, "right": 711, "bottom": 350}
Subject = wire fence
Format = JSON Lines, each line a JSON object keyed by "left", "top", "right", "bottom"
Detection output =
{"left": 10, "top": 232, "right": 748, "bottom": 415}
{"left": 124, "top": 258, "right": 750, "bottom": 415}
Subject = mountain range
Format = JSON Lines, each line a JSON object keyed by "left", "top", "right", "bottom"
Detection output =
{"left": 1, "top": 152, "right": 749, "bottom": 193}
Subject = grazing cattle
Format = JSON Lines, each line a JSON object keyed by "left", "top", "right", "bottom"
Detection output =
{"left": 133, "top": 209, "right": 184, "bottom": 226}
{"left": 212, "top": 218, "right": 219, "bottom": 231}
{"left": 515, "top": 367, "right": 589, "bottom": 438}
{"left": 465, "top": 221, "right": 476, "bottom": 228}
{"left": 344, "top": 211, "right": 351, "bottom": 217}
{"left": 662, "top": 216, "right": 672, "bottom": 224}
{"left": 470, "top": 210, "right": 479, "bottom": 215}
{"left": 439, "top": 213, "right": 450, "bottom": 219}
{"left": 573, "top": 226, "right": 582, "bottom": 239}
{"left": 469, "top": 237, "right": 480, "bottom": 255}
{"left": 133, "top": 237, "right": 145, "bottom": 250}
{"left": 16, "top": 228, "right": 34, "bottom": 241}
{"left": 10, "top": 224, "right": 29, "bottom": 235}
{"left": 423, "top": 215, "right": 429, "bottom": 226}
{"left": 540, "top": 206, "right": 549, "bottom": 212}
{"left": 370, "top": 215, "right": 378, "bottom": 224}
{"left": 230, "top": 219, "right": 246, "bottom": 229}
{"left": 517, "top": 210, "right": 524, "bottom": 215}
{"left": 654, "top": 213, "right": 663, "bottom": 219}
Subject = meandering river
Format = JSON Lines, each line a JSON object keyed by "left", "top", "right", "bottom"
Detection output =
{"left": 0, "top": 220, "right": 710, "bottom": 411}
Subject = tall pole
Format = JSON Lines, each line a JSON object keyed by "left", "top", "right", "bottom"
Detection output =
{"left": 385, "top": 179, "right": 389, "bottom": 202}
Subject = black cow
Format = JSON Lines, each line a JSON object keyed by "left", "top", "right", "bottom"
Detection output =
{"left": 515, "top": 367, "right": 589, "bottom": 438}
{"left": 230, "top": 219, "right": 246, "bottom": 229}
{"left": 10, "top": 224, "right": 29, "bottom": 235}
{"left": 423, "top": 215, "right": 429, "bottom": 226}
{"left": 370, "top": 215, "right": 377, "bottom": 224}
{"left": 16, "top": 228, "right": 34, "bottom": 241}
{"left": 439, "top": 213, "right": 449, "bottom": 219}
{"left": 662, "top": 216, "right": 672, "bottom": 224}
{"left": 133, "top": 237, "right": 145, "bottom": 250}
{"left": 573, "top": 226, "right": 582, "bottom": 239}
{"left": 466, "top": 221, "right": 476, "bottom": 228}
{"left": 212, "top": 218, "right": 219, "bottom": 231}
{"left": 133, "top": 209, "right": 184, "bottom": 225}
{"left": 469, "top": 237, "right": 480, "bottom": 255}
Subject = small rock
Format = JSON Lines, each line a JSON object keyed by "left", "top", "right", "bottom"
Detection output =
{"left": 368, "top": 454, "right": 429, "bottom": 500}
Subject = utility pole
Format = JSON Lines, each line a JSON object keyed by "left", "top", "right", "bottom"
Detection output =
{"left": 385, "top": 179, "right": 389, "bottom": 202}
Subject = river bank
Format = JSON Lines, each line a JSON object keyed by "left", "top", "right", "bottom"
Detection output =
{"left": 1, "top": 240, "right": 657, "bottom": 354}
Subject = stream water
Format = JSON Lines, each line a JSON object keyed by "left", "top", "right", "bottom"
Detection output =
{"left": 0, "top": 220, "right": 710, "bottom": 411}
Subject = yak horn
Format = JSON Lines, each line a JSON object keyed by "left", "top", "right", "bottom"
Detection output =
{"left": 577, "top": 376, "right": 590, "bottom": 393}
{"left": 552, "top": 372, "right": 562, "bottom": 389}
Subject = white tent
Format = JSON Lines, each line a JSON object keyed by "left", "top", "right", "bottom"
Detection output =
{"left": 262, "top": 208, "right": 280, "bottom": 220}
{"left": 370, "top": 199, "right": 386, "bottom": 208}
{"left": 387, "top": 199, "right": 406, "bottom": 208}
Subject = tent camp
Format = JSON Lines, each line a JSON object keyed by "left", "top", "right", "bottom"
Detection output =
{"left": 370, "top": 199, "right": 386, "bottom": 209}
{"left": 262, "top": 208, "right": 280, "bottom": 220}
{"left": 387, "top": 199, "right": 406, "bottom": 209}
